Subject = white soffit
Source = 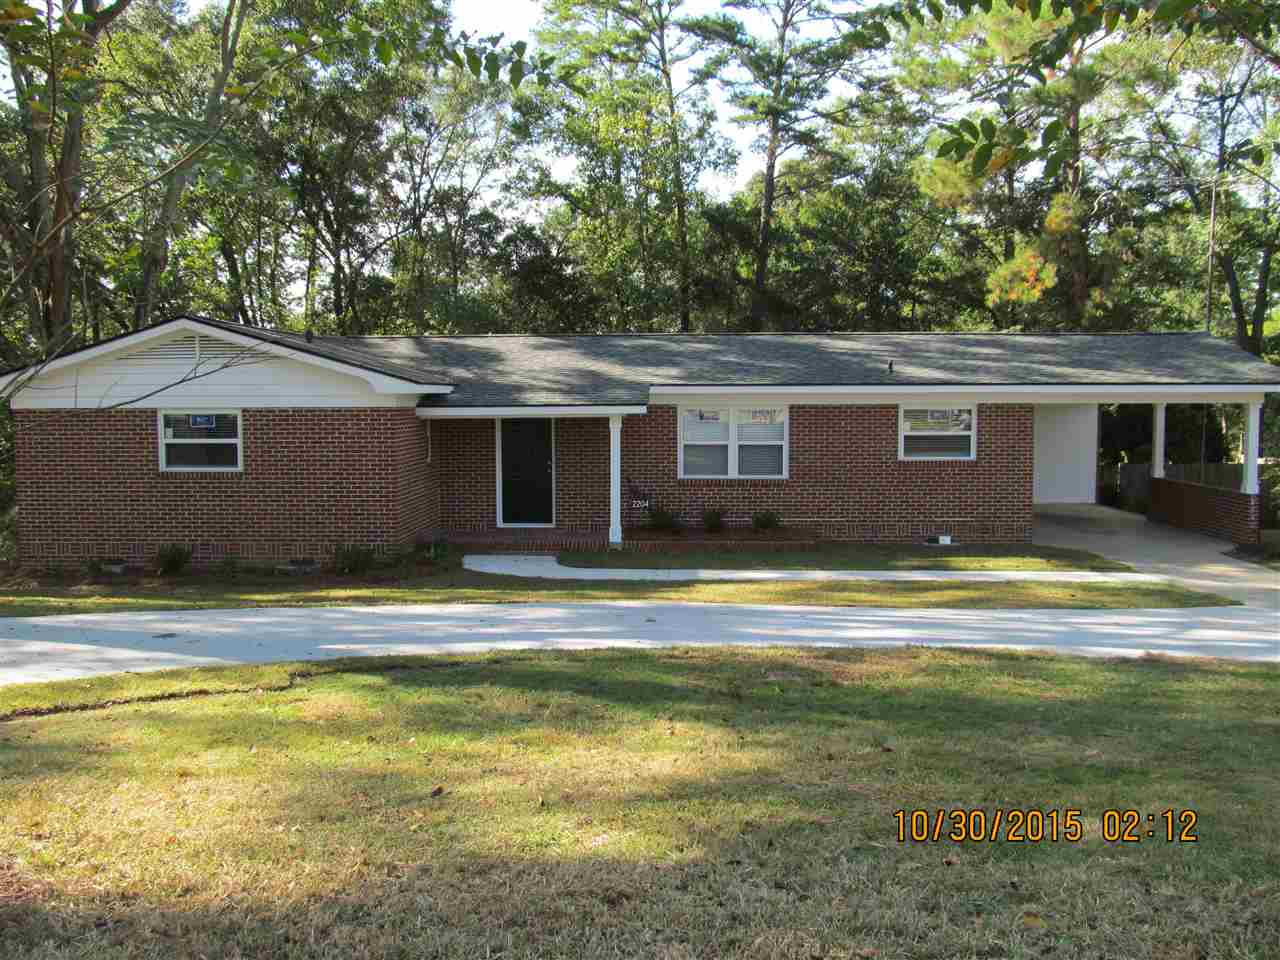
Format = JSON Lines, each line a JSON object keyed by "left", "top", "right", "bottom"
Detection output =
{"left": 418, "top": 405, "right": 648, "bottom": 418}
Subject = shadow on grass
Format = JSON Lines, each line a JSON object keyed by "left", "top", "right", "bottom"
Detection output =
{"left": 3, "top": 648, "right": 1280, "bottom": 958}
{"left": 3, "top": 799, "right": 1277, "bottom": 960}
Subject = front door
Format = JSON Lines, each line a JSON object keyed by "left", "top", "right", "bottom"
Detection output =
{"left": 499, "top": 419, "right": 554, "bottom": 525}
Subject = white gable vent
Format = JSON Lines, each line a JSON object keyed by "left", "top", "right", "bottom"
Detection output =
{"left": 119, "top": 333, "right": 262, "bottom": 370}
{"left": 121, "top": 334, "right": 198, "bottom": 365}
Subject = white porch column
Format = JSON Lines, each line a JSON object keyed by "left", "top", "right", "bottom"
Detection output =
{"left": 1152, "top": 402, "right": 1166, "bottom": 479}
{"left": 1243, "top": 400, "right": 1262, "bottom": 495}
{"left": 608, "top": 415, "right": 623, "bottom": 545}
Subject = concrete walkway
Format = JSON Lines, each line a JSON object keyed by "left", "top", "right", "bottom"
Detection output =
{"left": 1033, "top": 505, "right": 1279, "bottom": 609}
{"left": 462, "top": 554, "right": 1168, "bottom": 583}
{"left": 2, "top": 600, "right": 1276, "bottom": 687}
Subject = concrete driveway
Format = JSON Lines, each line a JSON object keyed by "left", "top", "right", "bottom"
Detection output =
{"left": 1033, "top": 504, "right": 1279, "bottom": 609}
{"left": 1, "top": 505, "right": 1275, "bottom": 687}
{"left": 1, "top": 600, "right": 1276, "bottom": 687}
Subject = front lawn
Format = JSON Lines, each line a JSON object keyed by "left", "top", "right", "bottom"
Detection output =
{"left": 561, "top": 543, "right": 1132, "bottom": 572}
{"left": 1, "top": 648, "right": 1276, "bottom": 959}
{"left": 0, "top": 553, "right": 1230, "bottom": 618}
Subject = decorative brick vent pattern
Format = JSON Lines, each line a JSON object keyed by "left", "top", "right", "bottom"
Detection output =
{"left": 15, "top": 408, "right": 435, "bottom": 564}
{"left": 1149, "top": 477, "right": 1261, "bottom": 545}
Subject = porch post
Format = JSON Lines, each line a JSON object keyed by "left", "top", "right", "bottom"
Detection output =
{"left": 1242, "top": 400, "right": 1262, "bottom": 495}
{"left": 1152, "top": 402, "right": 1166, "bottom": 479}
{"left": 608, "top": 415, "right": 623, "bottom": 545}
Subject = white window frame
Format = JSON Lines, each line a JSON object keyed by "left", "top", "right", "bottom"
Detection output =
{"left": 678, "top": 405, "right": 789, "bottom": 479}
{"left": 898, "top": 405, "right": 977, "bottom": 461}
{"left": 158, "top": 409, "right": 243, "bottom": 472}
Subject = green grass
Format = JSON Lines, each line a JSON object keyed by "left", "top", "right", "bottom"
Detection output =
{"left": 1, "top": 647, "right": 1277, "bottom": 959}
{"left": 0, "top": 553, "right": 1230, "bottom": 618}
{"left": 560, "top": 543, "right": 1132, "bottom": 572}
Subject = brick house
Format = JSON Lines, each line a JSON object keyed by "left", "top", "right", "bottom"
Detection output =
{"left": 2, "top": 314, "right": 1276, "bottom": 564}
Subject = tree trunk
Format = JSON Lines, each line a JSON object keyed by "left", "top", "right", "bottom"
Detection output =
{"left": 1245, "top": 226, "right": 1274, "bottom": 356}
{"left": 220, "top": 236, "right": 248, "bottom": 324}
{"left": 134, "top": 0, "right": 249, "bottom": 329}
{"left": 749, "top": 114, "right": 781, "bottom": 332}
{"left": 656, "top": 22, "right": 691, "bottom": 333}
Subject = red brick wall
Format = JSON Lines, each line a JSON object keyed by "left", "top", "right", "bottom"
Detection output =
{"left": 14, "top": 407, "right": 436, "bottom": 564}
{"left": 622, "top": 404, "right": 1033, "bottom": 542}
{"left": 16, "top": 403, "right": 1036, "bottom": 561}
{"left": 434, "top": 418, "right": 495, "bottom": 532}
{"left": 435, "top": 404, "right": 1033, "bottom": 543}
{"left": 1149, "top": 477, "right": 1261, "bottom": 545}
{"left": 394, "top": 414, "right": 437, "bottom": 547}
{"left": 433, "top": 417, "right": 611, "bottom": 533}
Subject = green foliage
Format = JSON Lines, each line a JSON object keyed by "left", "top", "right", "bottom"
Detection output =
{"left": 751, "top": 510, "right": 781, "bottom": 531}
{"left": 645, "top": 505, "right": 684, "bottom": 532}
{"left": 332, "top": 544, "right": 379, "bottom": 575}
{"left": 155, "top": 544, "right": 193, "bottom": 576}
{"left": 0, "top": 508, "right": 16, "bottom": 563}
{"left": 701, "top": 508, "right": 726, "bottom": 534}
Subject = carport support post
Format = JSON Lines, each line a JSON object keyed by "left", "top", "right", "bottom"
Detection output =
{"left": 1152, "top": 403, "right": 1166, "bottom": 479}
{"left": 1242, "top": 400, "right": 1261, "bottom": 495}
{"left": 608, "top": 415, "right": 623, "bottom": 545}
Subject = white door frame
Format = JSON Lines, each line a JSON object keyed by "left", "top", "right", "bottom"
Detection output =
{"left": 495, "top": 417, "right": 556, "bottom": 528}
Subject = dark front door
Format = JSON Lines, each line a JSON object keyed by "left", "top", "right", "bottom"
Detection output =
{"left": 500, "top": 419, "right": 554, "bottom": 525}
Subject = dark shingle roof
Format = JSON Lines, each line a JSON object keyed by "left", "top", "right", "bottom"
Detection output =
{"left": 292, "top": 329, "right": 1279, "bottom": 406}
{"left": 134, "top": 318, "right": 1280, "bottom": 406}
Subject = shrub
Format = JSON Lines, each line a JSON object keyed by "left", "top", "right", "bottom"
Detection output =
{"left": 415, "top": 539, "right": 451, "bottom": 564}
{"left": 702, "top": 508, "right": 726, "bottom": 534}
{"left": 155, "top": 543, "right": 192, "bottom": 576}
{"left": 217, "top": 557, "right": 240, "bottom": 580}
{"left": 646, "top": 505, "right": 683, "bottom": 532}
{"left": 332, "top": 544, "right": 378, "bottom": 575}
{"left": 751, "top": 510, "right": 782, "bottom": 532}
{"left": 85, "top": 558, "right": 103, "bottom": 579}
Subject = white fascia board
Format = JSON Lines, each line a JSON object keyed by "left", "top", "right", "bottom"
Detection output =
{"left": 0, "top": 318, "right": 452, "bottom": 396}
{"left": 650, "top": 385, "right": 1275, "bottom": 405}
{"left": 418, "top": 404, "right": 648, "bottom": 418}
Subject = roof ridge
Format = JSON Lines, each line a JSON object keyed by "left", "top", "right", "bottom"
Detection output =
{"left": 314, "top": 330, "right": 1215, "bottom": 341}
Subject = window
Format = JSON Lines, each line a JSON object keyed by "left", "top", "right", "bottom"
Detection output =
{"left": 679, "top": 406, "right": 787, "bottom": 478}
{"left": 159, "top": 411, "right": 241, "bottom": 471}
{"left": 900, "top": 407, "right": 975, "bottom": 460}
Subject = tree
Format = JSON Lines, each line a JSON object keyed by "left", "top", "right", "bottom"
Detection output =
{"left": 867, "top": 0, "right": 1280, "bottom": 179}
{"left": 686, "top": 0, "right": 875, "bottom": 329}
{"left": 545, "top": 0, "right": 714, "bottom": 330}
{"left": 1, "top": 0, "right": 134, "bottom": 355}
{"left": 1104, "top": 39, "right": 1277, "bottom": 355}
{"left": 518, "top": 0, "right": 729, "bottom": 331}
{"left": 0, "top": 0, "right": 541, "bottom": 367}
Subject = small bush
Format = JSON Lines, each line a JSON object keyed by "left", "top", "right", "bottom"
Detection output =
{"left": 155, "top": 543, "right": 192, "bottom": 576}
{"left": 85, "top": 558, "right": 103, "bottom": 579}
{"left": 752, "top": 510, "right": 782, "bottom": 532}
{"left": 702, "top": 508, "right": 726, "bottom": 534}
{"left": 217, "top": 557, "right": 240, "bottom": 580}
{"left": 646, "top": 505, "right": 683, "bottom": 532}
{"left": 332, "top": 544, "right": 378, "bottom": 575}
{"left": 414, "top": 539, "right": 450, "bottom": 564}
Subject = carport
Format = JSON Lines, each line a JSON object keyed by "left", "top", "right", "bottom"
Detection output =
{"left": 1032, "top": 390, "right": 1265, "bottom": 546}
